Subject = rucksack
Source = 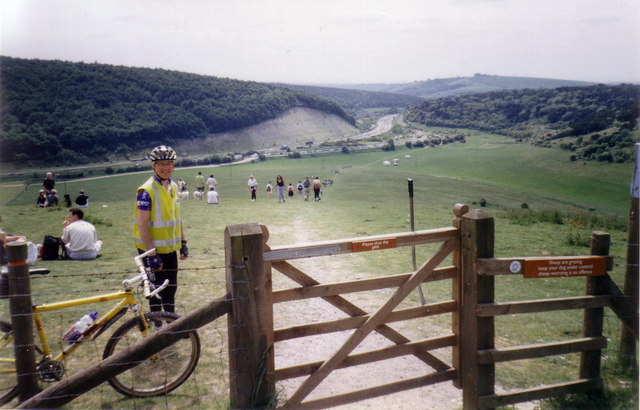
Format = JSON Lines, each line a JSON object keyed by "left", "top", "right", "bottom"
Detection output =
{"left": 41, "top": 235, "right": 66, "bottom": 260}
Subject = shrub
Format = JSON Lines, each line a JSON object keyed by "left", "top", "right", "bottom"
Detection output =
{"left": 565, "top": 231, "right": 589, "bottom": 247}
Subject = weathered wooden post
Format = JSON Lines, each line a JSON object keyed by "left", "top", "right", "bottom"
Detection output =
{"left": 6, "top": 241, "right": 40, "bottom": 402}
{"left": 225, "top": 223, "right": 275, "bottom": 408}
{"left": 460, "top": 209, "right": 495, "bottom": 410}
{"left": 451, "top": 203, "right": 469, "bottom": 388}
{"left": 580, "top": 231, "right": 610, "bottom": 380}
{"left": 620, "top": 143, "right": 639, "bottom": 369}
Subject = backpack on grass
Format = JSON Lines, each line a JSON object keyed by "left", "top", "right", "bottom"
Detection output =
{"left": 41, "top": 235, "right": 66, "bottom": 260}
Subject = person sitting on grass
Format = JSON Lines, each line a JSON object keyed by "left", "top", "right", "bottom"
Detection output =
{"left": 61, "top": 208, "right": 103, "bottom": 260}
{"left": 207, "top": 186, "right": 220, "bottom": 204}
{"left": 36, "top": 190, "right": 48, "bottom": 207}
{"left": 46, "top": 189, "right": 59, "bottom": 207}
{"left": 75, "top": 190, "right": 89, "bottom": 207}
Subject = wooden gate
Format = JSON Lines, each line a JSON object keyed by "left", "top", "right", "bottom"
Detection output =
{"left": 225, "top": 205, "right": 467, "bottom": 409}
{"left": 224, "top": 204, "right": 638, "bottom": 409}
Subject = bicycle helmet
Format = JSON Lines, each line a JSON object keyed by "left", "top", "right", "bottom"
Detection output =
{"left": 149, "top": 145, "right": 177, "bottom": 162}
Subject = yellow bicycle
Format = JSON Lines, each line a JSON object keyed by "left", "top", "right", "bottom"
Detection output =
{"left": 0, "top": 249, "right": 201, "bottom": 405}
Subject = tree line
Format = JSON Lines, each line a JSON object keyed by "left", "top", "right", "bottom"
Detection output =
{"left": 0, "top": 57, "right": 355, "bottom": 165}
{"left": 405, "top": 84, "right": 639, "bottom": 162}
{"left": 277, "top": 84, "right": 424, "bottom": 110}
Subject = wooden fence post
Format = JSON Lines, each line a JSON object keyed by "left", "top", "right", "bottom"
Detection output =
{"left": 460, "top": 209, "right": 495, "bottom": 410}
{"left": 225, "top": 223, "right": 275, "bottom": 408}
{"left": 6, "top": 241, "right": 40, "bottom": 402}
{"left": 620, "top": 194, "right": 638, "bottom": 369}
{"left": 452, "top": 203, "right": 469, "bottom": 389}
{"left": 580, "top": 231, "right": 610, "bottom": 380}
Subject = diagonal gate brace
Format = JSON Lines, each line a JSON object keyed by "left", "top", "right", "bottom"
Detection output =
{"left": 283, "top": 239, "right": 457, "bottom": 408}
{"left": 271, "top": 262, "right": 450, "bottom": 372}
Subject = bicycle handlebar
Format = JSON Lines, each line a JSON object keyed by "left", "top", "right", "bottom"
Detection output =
{"left": 125, "top": 248, "right": 165, "bottom": 299}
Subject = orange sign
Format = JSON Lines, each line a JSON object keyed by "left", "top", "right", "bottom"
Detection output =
{"left": 352, "top": 238, "right": 397, "bottom": 253}
{"left": 523, "top": 257, "right": 607, "bottom": 279}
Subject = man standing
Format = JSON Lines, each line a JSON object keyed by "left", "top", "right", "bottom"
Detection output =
{"left": 195, "top": 172, "right": 205, "bottom": 194}
{"left": 206, "top": 174, "right": 218, "bottom": 190}
{"left": 43, "top": 172, "right": 55, "bottom": 194}
{"left": 312, "top": 176, "right": 322, "bottom": 201}
{"left": 303, "top": 176, "right": 311, "bottom": 201}
{"left": 133, "top": 145, "right": 188, "bottom": 313}
{"left": 247, "top": 175, "right": 258, "bottom": 201}
{"left": 62, "top": 208, "right": 103, "bottom": 260}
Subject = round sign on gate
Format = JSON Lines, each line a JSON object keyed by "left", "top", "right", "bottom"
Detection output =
{"left": 509, "top": 261, "right": 522, "bottom": 274}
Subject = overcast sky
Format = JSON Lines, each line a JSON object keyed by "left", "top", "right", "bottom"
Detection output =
{"left": 1, "top": 0, "right": 639, "bottom": 85}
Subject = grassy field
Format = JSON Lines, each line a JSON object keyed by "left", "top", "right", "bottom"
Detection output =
{"left": 0, "top": 130, "right": 636, "bottom": 408}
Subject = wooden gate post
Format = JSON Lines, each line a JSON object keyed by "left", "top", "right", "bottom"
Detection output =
{"left": 580, "top": 231, "right": 610, "bottom": 380}
{"left": 225, "top": 223, "right": 275, "bottom": 408}
{"left": 6, "top": 241, "right": 40, "bottom": 402}
{"left": 460, "top": 209, "right": 495, "bottom": 410}
{"left": 452, "top": 203, "right": 469, "bottom": 388}
{"left": 620, "top": 193, "right": 638, "bottom": 369}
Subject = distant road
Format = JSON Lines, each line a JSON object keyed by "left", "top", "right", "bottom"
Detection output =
{"left": 331, "top": 114, "right": 398, "bottom": 142}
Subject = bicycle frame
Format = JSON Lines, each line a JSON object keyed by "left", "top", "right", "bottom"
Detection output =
{"left": 31, "top": 289, "right": 149, "bottom": 363}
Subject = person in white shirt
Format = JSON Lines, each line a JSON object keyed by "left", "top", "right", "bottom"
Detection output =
{"left": 207, "top": 186, "right": 220, "bottom": 204}
{"left": 206, "top": 174, "right": 218, "bottom": 190}
{"left": 247, "top": 175, "right": 258, "bottom": 201}
{"left": 61, "top": 208, "right": 103, "bottom": 260}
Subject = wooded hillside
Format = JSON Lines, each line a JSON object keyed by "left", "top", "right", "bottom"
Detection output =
{"left": 405, "top": 84, "right": 640, "bottom": 162}
{"left": 277, "top": 84, "right": 424, "bottom": 110}
{"left": 0, "top": 57, "right": 355, "bottom": 164}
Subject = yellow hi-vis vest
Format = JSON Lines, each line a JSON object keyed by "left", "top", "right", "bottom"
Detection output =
{"left": 133, "top": 177, "right": 182, "bottom": 254}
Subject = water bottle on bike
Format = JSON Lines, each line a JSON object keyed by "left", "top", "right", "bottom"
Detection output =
{"left": 62, "top": 311, "right": 98, "bottom": 343}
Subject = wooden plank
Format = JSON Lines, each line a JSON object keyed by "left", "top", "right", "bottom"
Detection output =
{"left": 477, "top": 378, "right": 601, "bottom": 408}
{"left": 476, "top": 256, "right": 613, "bottom": 276}
{"left": 604, "top": 275, "right": 639, "bottom": 339}
{"left": 274, "top": 301, "right": 457, "bottom": 342}
{"left": 275, "top": 335, "right": 456, "bottom": 381}
{"left": 477, "top": 336, "right": 607, "bottom": 364}
{"left": 284, "top": 239, "right": 457, "bottom": 407}
{"left": 272, "top": 267, "right": 456, "bottom": 303}
{"left": 271, "top": 260, "right": 451, "bottom": 372}
{"left": 286, "top": 369, "right": 457, "bottom": 410}
{"left": 265, "top": 227, "right": 457, "bottom": 261}
{"left": 476, "top": 295, "right": 610, "bottom": 317}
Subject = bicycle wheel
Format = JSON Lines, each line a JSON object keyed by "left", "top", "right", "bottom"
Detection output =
{"left": 103, "top": 311, "right": 200, "bottom": 397}
{"left": 0, "top": 320, "right": 18, "bottom": 406}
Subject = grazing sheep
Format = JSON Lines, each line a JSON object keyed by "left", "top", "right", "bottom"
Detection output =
{"left": 178, "top": 191, "right": 189, "bottom": 201}
{"left": 193, "top": 190, "right": 204, "bottom": 200}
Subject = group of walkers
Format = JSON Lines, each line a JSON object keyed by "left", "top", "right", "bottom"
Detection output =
{"left": 255, "top": 175, "right": 323, "bottom": 202}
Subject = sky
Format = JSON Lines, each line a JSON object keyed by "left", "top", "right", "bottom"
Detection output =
{"left": 1, "top": 0, "right": 639, "bottom": 85}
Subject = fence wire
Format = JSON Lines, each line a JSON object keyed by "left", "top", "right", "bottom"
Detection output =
{"left": 1, "top": 265, "right": 231, "bottom": 409}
